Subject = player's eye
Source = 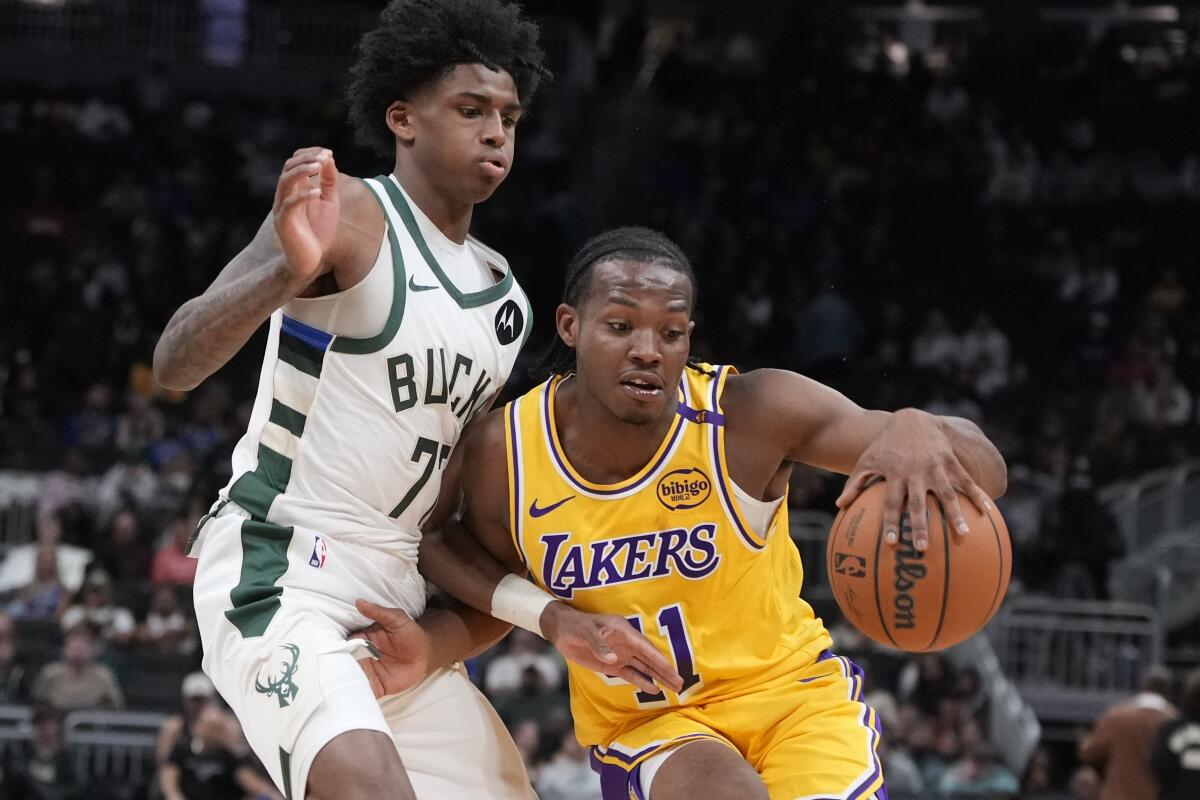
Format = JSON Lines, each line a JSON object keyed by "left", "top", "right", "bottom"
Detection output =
{"left": 664, "top": 329, "right": 685, "bottom": 340}
{"left": 459, "top": 107, "right": 481, "bottom": 118}
{"left": 502, "top": 115, "right": 518, "bottom": 129}
{"left": 608, "top": 321, "right": 631, "bottom": 332}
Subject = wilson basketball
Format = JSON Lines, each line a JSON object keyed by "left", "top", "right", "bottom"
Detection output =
{"left": 826, "top": 480, "right": 1011, "bottom": 652}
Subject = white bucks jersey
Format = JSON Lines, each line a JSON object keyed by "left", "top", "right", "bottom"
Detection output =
{"left": 214, "top": 175, "right": 532, "bottom": 563}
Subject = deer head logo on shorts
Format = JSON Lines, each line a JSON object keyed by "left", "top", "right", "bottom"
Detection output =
{"left": 255, "top": 643, "right": 301, "bottom": 708}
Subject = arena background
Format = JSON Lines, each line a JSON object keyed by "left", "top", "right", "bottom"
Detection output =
{"left": 1, "top": 0, "right": 1199, "bottom": 797}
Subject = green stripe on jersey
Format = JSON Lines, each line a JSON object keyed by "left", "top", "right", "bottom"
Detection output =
{"left": 330, "top": 177, "right": 408, "bottom": 355}
{"left": 268, "top": 399, "right": 306, "bottom": 437}
{"left": 278, "top": 333, "right": 325, "bottom": 378}
{"left": 279, "top": 749, "right": 294, "bottom": 800}
{"left": 378, "top": 176, "right": 514, "bottom": 309}
{"left": 228, "top": 444, "right": 293, "bottom": 521}
{"left": 225, "top": 520, "right": 292, "bottom": 638}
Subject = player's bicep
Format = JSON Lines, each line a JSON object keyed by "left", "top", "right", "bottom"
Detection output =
{"left": 458, "top": 411, "right": 525, "bottom": 574}
{"left": 736, "top": 370, "right": 890, "bottom": 475}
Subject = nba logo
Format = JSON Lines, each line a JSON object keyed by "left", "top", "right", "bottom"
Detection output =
{"left": 309, "top": 535, "right": 327, "bottom": 568}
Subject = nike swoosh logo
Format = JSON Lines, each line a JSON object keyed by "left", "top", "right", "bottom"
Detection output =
{"left": 529, "top": 496, "right": 575, "bottom": 518}
{"left": 798, "top": 672, "right": 836, "bottom": 684}
{"left": 408, "top": 276, "right": 438, "bottom": 292}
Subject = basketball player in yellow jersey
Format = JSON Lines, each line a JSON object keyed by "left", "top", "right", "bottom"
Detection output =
{"left": 362, "top": 227, "right": 1007, "bottom": 799}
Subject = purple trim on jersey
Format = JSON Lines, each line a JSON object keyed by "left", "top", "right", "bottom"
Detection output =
{"left": 675, "top": 403, "right": 725, "bottom": 426}
{"left": 591, "top": 735, "right": 720, "bottom": 800}
{"left": 707, "top": 367, "right": 765, "bottom": 550}
{"left": 281, "top": 314, "right": 333, "bottom": 350}
{"left": 507, "top": 399, "right": 529, "bottom": 571}
{"left": 541, "top": 378, "right": 686, "bottom": 497}
{"left": 825, "top": 653, "right": 887, "bottom": 800}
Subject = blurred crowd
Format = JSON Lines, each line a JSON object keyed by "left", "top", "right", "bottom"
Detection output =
{"left": 1, "top": 3, "right": 1200, "bottom": 799}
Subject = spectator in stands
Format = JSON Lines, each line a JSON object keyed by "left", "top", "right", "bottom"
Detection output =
{"left": 161, "top": 699, "right": 281, "bottom": 800}
{"left": 960, "top": 312, "right": 1011, "bottom": 400}
{"left": 1021, "top": 746, "right": 1065, "bottom": 799}
{"left": 156, "top": 672, "right": 243, "bottom": 769}
{"left": 1080, "top": 666, "right": 1177, "bottom": 800}
{"left": 93, "top": 450, "right": 159, "bottom": 526}
{"left": 493, "top": 664, "right": 569, "bottom": 730}
{"left": 59, "top": 570, "right": 135, "bottom": 650}
{"left": 1068, "top": 766, "right": 1102, "bottom": 800}
{"left": 911, "top": 309, "right": 961, "bottom": 375}
{"left": 509, "top": 718, "right": 543, "bottom": 779}
{"left": 535, "top": 726, "right": 603, "bottom": 800}
{"left": 0, "top": 612, "right": 26, "bottom": 703}
{"left": 5, "top": 705, "right": 82, "bottom": 800}
{"left": 876, "top": 719, "right": 924, "bottom": 798}
{"left": 1151, "top": 666, "right": 1200, "bottom": 800}
{"left": 1032, "top": 458, "right": 1124, "bottom": 599}
{"left": 150, "top": 512, "right": 198, "bottom": 586}
{"left": 136, "top": 584, "right": 195, "bottom": 654}
{"left": 5, "top": 546, "right": 68, "bottom": 621}
{"left": 939, "top": 738, "right": 1020, "bottom": 799}
{"left": 0, "top": 513, "right": 90, "bottom": 599}
{"left": 90, "top": 507, "right": 152, "bottom": 609}
{"left": 31, "top": 623, "right": 124, "bottom": 711}
{"left": 897, "top": 652, "right": 955, "bottom": 716}
{"left": 483, "top": 628, "right": 564, "bottom": 698}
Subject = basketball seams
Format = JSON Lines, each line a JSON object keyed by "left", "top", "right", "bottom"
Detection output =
{"left": 983, "top": 506, "right": 1007, "bottom": 623}
{"left": 871, "top": 511, "right": 899, "bottom": 648}
{"left": 927, "top": 498, "right": 952, "bottom": 651}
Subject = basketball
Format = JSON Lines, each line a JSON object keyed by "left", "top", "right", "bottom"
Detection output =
{"left": 827, "top": 480, "right": 1011, "bottom": 652}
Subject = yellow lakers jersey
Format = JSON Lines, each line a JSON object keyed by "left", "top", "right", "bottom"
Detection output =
{"left": 504, "top": 364, "right": 833, "bottom": 747}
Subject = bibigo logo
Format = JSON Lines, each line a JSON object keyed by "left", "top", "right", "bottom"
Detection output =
{"left": 656, "top": 468, "right": 712, "bottom": 511}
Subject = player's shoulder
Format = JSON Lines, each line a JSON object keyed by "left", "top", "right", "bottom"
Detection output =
{"left": 722, "top": 368, "right": 805, "bottom": 412}
{"left": 721, "top": 368, "right": 829, "bottom": 434}
{"left": 337, "top": 172, "right": 383, "bottom": 219}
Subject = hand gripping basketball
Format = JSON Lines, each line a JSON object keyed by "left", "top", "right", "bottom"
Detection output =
{"left": 835, "top": 408, "right": 993, "bottom": 552}
{"left": 828, "top": 481, "right": 1012, "bottom": 652}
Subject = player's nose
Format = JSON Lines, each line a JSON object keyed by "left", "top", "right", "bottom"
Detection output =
{"left": 628, "top": 329, "right": 662, "bottom": 365}
{"left": 481, "top": 112, "right": 507, "bottom": 148}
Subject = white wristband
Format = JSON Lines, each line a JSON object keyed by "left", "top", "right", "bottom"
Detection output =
{"left": 490, "top": 574, "right": 556, "bottom": 637}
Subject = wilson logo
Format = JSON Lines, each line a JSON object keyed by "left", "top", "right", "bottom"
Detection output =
{"left": 656, "top": 468, "right": 712, "bottom": 511}
{"left": 893, "top": 513, "right": 927, "bottom": 631}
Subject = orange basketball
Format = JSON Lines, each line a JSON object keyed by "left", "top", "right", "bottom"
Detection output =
{"left": 826, "top": 480, "right": 1011, "bottom": 652}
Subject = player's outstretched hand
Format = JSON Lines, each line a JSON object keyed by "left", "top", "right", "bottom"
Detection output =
{"left": 351, "top": 599, "right": 432, "bottom": 699}
{"left": 273, "top": 147, "right": 339, "bottom": 285}
{"left": 835, "top": 408, "right": 991, "bottom": 552}
{"left": 540, "top": 602, "right": 684, "bottom": 696}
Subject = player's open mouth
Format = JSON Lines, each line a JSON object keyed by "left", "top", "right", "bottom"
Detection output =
{"left": 620, "top": 375, "right": 663, "bottom": 400}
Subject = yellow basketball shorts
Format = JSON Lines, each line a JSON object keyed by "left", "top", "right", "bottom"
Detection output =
{"left": 589, "top": 651, "right": 886, "bottom": 800}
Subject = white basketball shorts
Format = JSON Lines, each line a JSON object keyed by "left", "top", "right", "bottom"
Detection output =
{"left": 192, "top": 505, "right": 535, "bottom": 799}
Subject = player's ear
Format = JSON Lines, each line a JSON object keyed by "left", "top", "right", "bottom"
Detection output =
{"left": 556, "top": 303, "right": 580, "bottom": 348}
{"left": 385, "top": 100, "right": 416, "bottom": 144}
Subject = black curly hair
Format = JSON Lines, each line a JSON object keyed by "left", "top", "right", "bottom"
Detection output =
{"left": 347, "top": 0, "right": 550, "bottom": 158}
{"left": 534, "top": 226, "right": 712, "bottom": 379}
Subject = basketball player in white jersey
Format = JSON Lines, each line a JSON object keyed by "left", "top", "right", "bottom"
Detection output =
{"left": 153, "top": 2, "right": 679, "bottom": 798}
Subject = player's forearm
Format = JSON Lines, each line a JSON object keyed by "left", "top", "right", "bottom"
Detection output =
{"left": 153, "top": 253, "right": 305, "bottom": 391}
{"left": 420, "top": 600, "right": 513, "bottom": 667}
{"left": 419, "top": 524, "right": 515, "bottom": 616}
{"left": 934, "top": 413, "right": 1008, "bottom": 499}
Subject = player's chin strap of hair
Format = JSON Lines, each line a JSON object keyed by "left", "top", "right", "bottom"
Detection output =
{"left": 490, "top": 574, "right": 556, "bottom": 638}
